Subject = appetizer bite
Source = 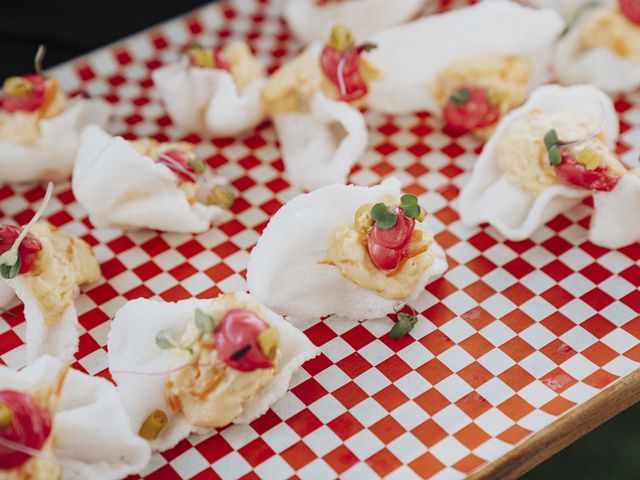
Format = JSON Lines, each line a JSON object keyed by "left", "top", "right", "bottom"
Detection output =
{"left": 0, "top": 355, "right": 150, "bottom": 480}
{"left": 261, "top": 24, "right": 382, "bottom": 190}
{"left": 284, "top": 0, "right": 426, "bottom": 45}
{"left": 108, "top": 293, "right": 318, "bottom": 451}
{"left": 0, "top": 46, "right": 109, "bottom": 184}
{"left": 73, "top": 125, "right": 234, "bottom": 233}
{"left": 152, "top": 42, "right": 266, "bottom": 137}
{"left": 555, "top": 0, "right": 640, "bottom": 93}
{"left": 247, "top": 177, "right": 447, "bottom": 320}
{"left": 459, "top": 84, "right": 625, "bottom": 241}
{"left": 365, "top": 0, "right": 563, "bottom": 138}
{"left": 0, "top": 183, "right": 100, "bottom": 363}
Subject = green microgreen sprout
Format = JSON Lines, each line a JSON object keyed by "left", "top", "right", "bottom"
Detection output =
{"left": 449, "top": 88, "right": 470, "bottom": 106}
{"left": 544, "top": 129, "right": 562, "bottom": 166}
{"left": 370, "top": 203, "right": 398, "bottom": 230}
{"left": 389, "top": 306, "right": 418, "bottom": 339}
{"left": 155, "top": 308, "right": 217, "bottom": 353}
{"left": 190, "top": 157, "right": 205, "bottom": 174}
{"left": 400, "top": 194, "right": 421, "bottom": 219}
{"left": 0, "top": 182, "right": 53, "bottom": 280}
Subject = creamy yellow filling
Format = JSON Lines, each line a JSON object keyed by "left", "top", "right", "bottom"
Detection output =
{"left": 223, "top": 42, "right": 264, "bottom": 93}
{"left": 431, "top": 55, "right": 531, "bottom": 139}
{"left": 23, "top": 224, "right": 100, "bottom": 327}
{"left": 496, "top": 108, "right": 625, "bottom": 196}
{"left": 164, "top": 293, "right": 277, "bottom": 428}
{"left": 326, "top": 222, "right": 434, "bottom": 300}
{"left": 0, "top": 87, "right": 66, "bottom": 144}
{"left": 582, "top": 7, "right": 640, "bottom": 63}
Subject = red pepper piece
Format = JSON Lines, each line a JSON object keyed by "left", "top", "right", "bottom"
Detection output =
{"left": 0, "top": 225, "right": 42, "bottom": 274}
{"left": 320, "top": 45, "right": 369, "bottom": 103}
{"left": 0, "top": 74, "right": 47, "bottom": 113}
{"left": 157, "top": 149, "right": 199, "bottom": 183}
{"left": 443, "top": 86, "right": 500, "bottom": 133}
{"left": 555, "top": 151, "right": 620, "bottom": 192}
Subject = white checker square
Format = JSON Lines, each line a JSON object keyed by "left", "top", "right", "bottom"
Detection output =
{"left": 562, "top": 383, "right": 600, "bottom": 404}
{"left": 518, "top": 381, "right": 557, "bottom": 408}
{"left": 303, "top": 426, "right": 342, "bottom": 457}
{"left": 604, "top": 356, "right": 638, "bottom": 378}
{"left": 440, "top": 317, "right": 475, "bottom": 344}
{"left": 431, "top": 404, "right": 472, "bottom": 434}
{"left": 430, "top": 436, "right": 469, "bottom": 465}
{"left": 359, "top": 340, "right": 395, "bottom": 366}
{"left": 397, "top": 342, "right": 435, "bottom": 369}
{"left": 477, "top": 377, "right": 515, "bottom": 406}
{"left": 394, "top": 371, "right": 430, "bottom": 398}
{"left": 392, "top": 401, "right": 429, "bottom": 430}
{"left": 473, "top": 438, "right": 513, "bottom": 460}
{"left": 520, "top": 296, "right": 556, "bottom": 322}
{"left": 559, "top": 354, "right": 598, "bottom": 381}
{"left": 481, "top": 320, "right": 516, "bottom": 347}
{"left": 519, "top": 351, "right": 557, "bottom": 378}
{"left": 212, "top": 451, "right": 252, "bottom": 479}
{"left": 314, "top": 365, "right": 351, "bottom": 392}
{"left": 560, "top": 299, "right": 598, "bottom": 324}
{"left": 519, "top": 323, "right": 556, "bottom": 350}
{"left": 355, "top": 368, "right": 392, "bottom": 396}
{"left": 434, "top": 374, "right": 473, "bottom": 402}
{"left": 350, "top": 398, "right": 388, "bottom": 427}
{"left": 478, "top": 349, "right": 515, "bottom": 376}
{"left": 601, "top": 329, "right": 638, "bottom": 354}
{"left": 438, "top": 345, "right": 474, "bottom": 372}
{"left": 560, "top": 327, "right": 598, "bottom": 352}
{"left": 475, "top": 410, "right": 514, "bottom": 437}
{"left": 308, "top": 395, "right": 347, "bottom": 424}
{"left": 298, "top": 459, "right": 338, "bottom": 480}
{"left": 482, "top": 294, "right": 517, "bottom": 319}
{"left": 345, "top": 430, "right": 385, "bottom": 460}
{"left": 519, "top": 409, "right": 556, "bottom": 431}
{"left": 342, "top": 462, "right": 379, "bottom": 480}
{"left": 254, "top": 455, "right": 295, "bottom": 480}
{"left": 387, "top": 432, "right": 427, "bottom": 464}
{"left": 171, "top": 449, "right": 208, "bottom": 479}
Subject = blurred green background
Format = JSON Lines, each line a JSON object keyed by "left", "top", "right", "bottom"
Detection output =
{"left": 525, "top": 402, "right": 640, "bottom": 479}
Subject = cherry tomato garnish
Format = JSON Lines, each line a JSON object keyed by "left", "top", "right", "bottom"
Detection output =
{"left": 320, "top": 45, "right": 369, "bottom": 103}
{"left": 367, "top": 208, "right": 415, "bottom": 270}
{"left": 214, "top": 309, "right": 275, "bottom": 372}
{"left": 0, "top": 225, "right": 42, "bottom": 274}
{"left": 621, "top": 0, "right": 640, "bottom": 25}
{"left": 157, "top": 149, "right": 199, "bottom": 182}
{"left": 0, "top": 74, "right": 47, "bottom": 113}
{"left": 443, "top": 86, "right": 500, "bottom": 133}
{"left": 0, "top": 389, "right": 52, "bottom": 469}
{"left": 555, "top": 151, "right": 620, "bottom": 192}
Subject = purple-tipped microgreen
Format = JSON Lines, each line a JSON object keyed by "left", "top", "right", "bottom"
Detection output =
{"left": 400, "top": 194, "right": 422, "bottom": 219}
{"left": 0, "top": 182, "right": 53, "bottom": 280}
{"left": 449, "top": 88, "right": 470, "bottom": 106}
{"left": 34, "top": 45, "right": 46, "bottom": 76}
{"left": 370, "top": 203, "right": 397, "bottom": 229}
{"left": 359, "top": 42, "right": 378, "bottom": 53}
{"left": 389, "top": 307, "right": 418, "bottom": 339}
{"left": 155, "top": 309, "right": 217, "bottom": 353}
{"left": 544, "top": 112, "right": 607, "bottom": 167}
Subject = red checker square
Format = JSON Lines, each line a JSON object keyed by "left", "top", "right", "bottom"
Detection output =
{"left": 229, "top": 197, "right": 250, "bottom": 214}
{"left": 333, "top": 382, "right": 368, "bottom": 409}
{"left": 460, "top": 333, "right": 494, "bottom": 359}
{"left": 341, "top": 324, "right": 375, "bottom": 351}
{"left": 100, "top": 258, "right": 126, "bottom": 280}
{"left": 124, "top": 284, "right": 154, "bottom": 300}
{"left": 133, "top": 261, "right": 163, "bottom": 281}
{"left": 140, "top": 236, "right": 171, "bottom": 256}
{"left": 468, "top": 232, "right": 498, "bottom": 251}
{"left": 420, "top": 330, "right": 454, "bottom": 356}
{"left": 503, "top": 258, "right": 535, "bottom": 279}
{"left": 281, "top": 441, "right": 315, "bottom": 470}
{"left": 453, "top": 454, "right": 486, "bottom": 474}
{"left": 406, "top": 162, "right": 429, "bottom": 177}
{"left": 265, "top": 177, "right": 289, "bottom": 193}
{"left": 620, "top": 264, "right": 640, "bottom": 285}
{"left": 291, "top": 378, "right": 328, "bottom": 404}
{"left": 303, "top": 352, "right": 332, "bottom": 376}
{"left": 434, "top": 206, "right": 459, "bottom": 226}
{"left": 374, "top": 384, "right": 409, "bottom": 412}
{"left": 323, "top": 445, "right": 359, "bottom": 475}
{"left": 414, "top": 388, "right": 450, "bottom": 416}
{"left": 454, "top": 423, "right": 490, "bottom": 450}
{"left": 417, "top": 358, "right": 453, "bottom": 385}
{"left": 426, "top": 277, "right": 458, "bottom": 302}
{"left": 197, "top": 286, "right": 222, "bottom": 299}
{"left": 455, "top": 392, "right": 491, "bottom": 419}
{"left": 498, "top": 424, "right": 532, "bottom": 444}
{"left": 250, "top": 409, "right": 280, "bottom": 435}
{"left": 440, "top": 163, "right": 464, "bottom": 179}
{"left": 541, "top": 235, "right": 573, "bottom": 256}
{"left": 582, "top": 342, "right": 618, "bottom": 366}
{"left": 541, "top": 396, "right": 576, "bottom": 416}
{"left": 624, "top": 344, "right": 640, "bottom": 362}
{"left": 377, "top": 356, "right": 412, "bottom": 382}
{"left": 621, "top": 290, "right": 640, "bottom": 310}
{"left": 458, "top": 362, "right": 493, "bottom": 389}
{"left": 219, "top": 219, "right": 246, "bottom": 237}
{"left": 374, "top": 143, "right": 397, "bottom": 157}
{"left": 78, "top": 308, "right": 110, "bottom": 331}
{"left": 581, "top": 315, "right": 616, "bottom": 338}
{"left": 441, "top": 142, "right": 465, "bottom": 158}
{"left": 378, "top": 122, "right": 399, "bottom": 136}
{"left": 212, "top": 241, "right": 240, "bottom": 258}
{"left": 328, "top": 412, "right": 363, "bottom": 441}
{"left": 467, "top": 255, "right": 497, "bottom": 277}
{"left": 502, "top": 309, "right": 535, "bottom": 334}
{"left": 86, "top": 283, "right": 118, "bottom": 305}
{"left": 434, "top": 230, "right": 459, "bottom": 249}
{"left": 547, "top": 215, "right": 572, "bottom": 233}
{"left": 412, "top": 419, "right": 448, "bottom": 448}
{"left": 287, "top": 409, "right": 322, "bottom": 437}
{"left": 205, "top": 263, "right": 234, "bottom": 282}
{"left": 542, "top": 260, "right": 573, "bottom": 282}
{"left": 366, "top": 449, "right": 402, "bottom": 477}
{"left": 76, "top": 332, "right": 101, "bottom": 358}
{"left": 160, "top": 285, "right": 191, "bottom": 302}
{"left": 187, "top": 18, "right": 203, "bottom": 34}
{"left": 620, "top": 242, "right": 640, "bottom": 261}
{"left": 47, "top": 210, "right": 74, "bottom": 227}
{"left": 304, "top": 322, "right": 336, "bottom": 346}
{"left": 541, "top": 285, "right": 574, "bottom": 308}
{"left": 623, "top": 317, "right": 640, "bottom": 339}
{"left": 504, "top": 238, "right": 535, "bottom": 255}
{"left": 461, "top": 306, "right": 495, "bottom": 330}
{"left": 233, "top": 175, "right": 257, "bottom": 192}
{"left": 169, "top": 263, "right": 198, "bottom": 282}
{"left": 0, "top": 331, "right": 22, "bottom": 353}
{"left": 193, "top": 469, "right": 222, "bottom": 480}
{"left": 498, "top": 395, "right": 535, "bottom": 421}
{"left": 500, "top": 337, "right": 535, "bottom": 362}
{"left": 243, "top": 134, "right": 266, "bottom": 149}
{"left": 499, "top": 364, "right": 535, "bottom": 391}
{"left": 541, "top": 339, "right": 577, "bottom": 364}
{"left": 465, "top": 280, "right": 496, "bottom": 303}
{"left": 410, "top": 123, "right": 433, "bottom": 136}
{"left": 238, "top": 438, "right": 274, "bottom": 467}
{"left": 76, "top": 64, "right": 95, "bottom": 81}
{"left": 541, "top": 312, "right": 575, "bottom": 336}
{"left": 580, "top": 262, "right": 613, "bottom": 284}
{"left": 541, "top": 368, "right": 577, "bottom": 393}
{"left": 502, "top": 283, "right": 535, "bottom": 306}
{"left": 259, "top": 198, "right": 282, "bottom": 216}
{"left": 176, "top": 239, "right": 205, "bottom": 257}
{"left": 581, "top": 288, "right": 614, "bottom": 311}
{"left": 422, "top": 303, "right": 456, "bottom": 327}
{"left": 370, "top": 416, "right": 405, "bottom": 443}
{"left": 337, "top": 352, "right": 372, "bottom": 379}
{"left": 14, "top": 208, "right": 36, "bottom": 226}
{"left": 584, "top": 369, "right": 619, "bottom": 389}
{"left": 409, "top": 451, "right": 446, "bottom": 478}
{"left": 145, "top": 465, "right": 179, "bottom": 480}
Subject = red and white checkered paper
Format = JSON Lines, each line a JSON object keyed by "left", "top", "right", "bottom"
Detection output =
{"left": 1, "top": 0, "right": 639, "bottom": 478}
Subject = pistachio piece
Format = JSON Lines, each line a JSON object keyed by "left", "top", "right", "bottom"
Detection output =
{"left": 328, "top": 24, "right": 354, "bottom": 52}
{"left": 354, "top": 203, "right": 374, "bottom": 235}
{"left": 208, "top": 185, "right": 236, "bottom": 210}
{"left": 139, "top": 409, "right": 168, "bottom": 440}
{"left": 3, "top": 77, "right": 33, "bottom": 99}
{"left": 0, "top": 402, "right": 13, "bottom": 429}
{"left": 190, "top": 47, "right": 215, "bottom": 69}
{"left": 575, "top": 146, "right": 603, "bottom": 171}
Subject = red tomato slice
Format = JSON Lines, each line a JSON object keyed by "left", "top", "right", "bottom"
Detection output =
{"left": 0, "top": 225, "right": 43, "bottom": 274}
{"left": 367, "top": 241, "right": 405, "bottom": 271}
{"left": 555, "top": 151, "right": 620, "bottom": 192}
{"left": 443, "top": 87, "right": 500, "bottom": 133}
{"left": 368, "top": 207, "right": 414, "bottom": 249}
{"left": 621, "top": 0, "right": 640, "bottom": 24}
{"left": 0, "top": 74, "right": 46, "bottom": 113}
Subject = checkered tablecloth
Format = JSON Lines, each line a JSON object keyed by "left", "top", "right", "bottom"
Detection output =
{"left": 1, "top": 0, "right": 639, "bottom": 478}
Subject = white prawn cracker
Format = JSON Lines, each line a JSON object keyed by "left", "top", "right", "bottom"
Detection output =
{"left": 554, "top": 0, "right": 640, "bottom": 93}
{"left": 72, "top": 125, "right": 228, "bottom": 233}
{"left": 459, "top": 84, "right": 619, "bottom": 241}
{"left": 274, "top": 92, "right": 368, "bottom": 191}
{"left": 0, "top": 355, "right": 151, "bottom": 480}
{"left": 0, "top": 98, "right": 109, "bottom": 184}
{"left": 107, "top": 294, "right": 319, "bottom": 451}
{"left": 283, "top": 0, "right": 426, "bottom": 45}
{"left": 591, "top": 173, "right": 640, "bottom": 249}
{"left": 365, "top": 0, "right": 563, "bottom": 115}
{"left": 152, "top": 42, "right": 266, "bottom": 137}
{"left": 246, "top": 177, "right": 448, "bottom": 320}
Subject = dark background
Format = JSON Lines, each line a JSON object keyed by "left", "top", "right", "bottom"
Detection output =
{"left": 0, "top": 1, "right": 638, "bottom": 478}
